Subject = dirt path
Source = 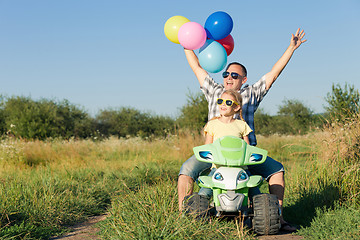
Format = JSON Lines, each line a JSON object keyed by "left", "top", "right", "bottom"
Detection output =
{"left": 257, "top": 230, "right": 304, "bottom": 240}
{"left": 50, "top": 214, "right": 107, "bottom": 240}
{"left": 50, "top": 214, "right": 303, "bottom": 240}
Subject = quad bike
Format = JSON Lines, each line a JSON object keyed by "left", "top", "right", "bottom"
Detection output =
{"left": 184, "top": 135, "right": 281, "bottom": 235}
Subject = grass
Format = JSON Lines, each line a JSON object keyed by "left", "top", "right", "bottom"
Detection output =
{"left": 279, "top": 115, "right": 360, "bottom": 237}
{"left": 0, "top": 117, "right": 359, "bottom": 239}
{"left": 100, "top": 180, "right": 255, "bottom": 240}
{"left": 0, "top": 167, "right": 120, "bottom": 239}
{"left": 0, "top": 136, "right": 191, "bottom": 239}
{"left": 297, "top": 202, "right": 360, "bottom": 239}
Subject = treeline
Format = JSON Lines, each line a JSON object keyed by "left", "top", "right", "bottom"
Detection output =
{"left": 177, "top": 93, "right": 326, "bottom": 136}
{"left": 178, "top": 82, "right": 359, "bottom": 136}
{"left": 254, "top": 100, "right": 325, "bottom": 135}
{"left": 0, "top": 83, "right": 358, "bottom": 140}
{"left": 0, "top": 96, "right": 174, "bottom": 140}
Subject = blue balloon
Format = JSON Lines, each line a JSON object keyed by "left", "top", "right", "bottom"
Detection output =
{"left": 198, "top": 39, "right": 227, "bottom": 73}
{"left": 205, "top": 11, "right": 233, "bottom": 40}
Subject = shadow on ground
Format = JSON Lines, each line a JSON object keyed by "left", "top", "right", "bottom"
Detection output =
{"left": 283, "top": 183, "right": 340, "bottom": 227}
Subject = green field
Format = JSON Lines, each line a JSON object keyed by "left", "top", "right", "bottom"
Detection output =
{"left": 0, "top": 119, "right": 359, "bottom": 239}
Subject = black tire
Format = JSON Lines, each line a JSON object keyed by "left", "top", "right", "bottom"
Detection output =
{"left": 182, "top": 193, "right": 210, "bottom": 219}
{"left": 252, "top": 194, "right": 281, "bottom": 235}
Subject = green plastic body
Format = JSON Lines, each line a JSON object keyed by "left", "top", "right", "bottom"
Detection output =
{"left": 193, "top": 136, "right": 268, "bottom": 208}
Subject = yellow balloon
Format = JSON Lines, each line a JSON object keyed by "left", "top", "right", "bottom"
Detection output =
{"left": 164, "top": 16, "right": 190, "bottom": 44}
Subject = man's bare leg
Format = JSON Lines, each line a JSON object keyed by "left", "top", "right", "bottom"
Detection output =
{"left": 178, "top": 174, "right": 194, "bottom": 211}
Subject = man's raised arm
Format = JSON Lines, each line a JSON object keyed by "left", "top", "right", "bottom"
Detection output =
{"left": 265, "top": 28, "right": 307, "bottom": 90}
{"left": 184, "top": 49, "right": 208, "bottom": 87}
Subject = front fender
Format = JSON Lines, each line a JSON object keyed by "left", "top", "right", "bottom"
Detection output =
{"left": 197, "top": 176, "right": 214, "bottom": 189}
{"left": 246, "top": 175, "right": 263, "bottom": 188}
{"left": 193, "top": 136, "right": 268, "bottom": 167}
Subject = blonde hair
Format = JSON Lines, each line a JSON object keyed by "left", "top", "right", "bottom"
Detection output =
{"left": 222, "top": 89, "right": 244, "bottom": 120}
{"left": 204, "top": 90, "right": 244, "bottom": 136}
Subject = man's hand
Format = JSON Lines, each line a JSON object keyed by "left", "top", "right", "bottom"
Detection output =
{"left": 290, "top": 28, "right": 307, "bottom": 50}
{"left": 265, "top": 28, "right": 307, "bottom": 90}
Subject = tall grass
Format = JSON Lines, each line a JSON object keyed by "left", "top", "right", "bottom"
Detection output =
{"left": 0, "top": 134, "right": 199, "bottom": 239}
{"left": 273, "top": 113, "right": 360, "bottom": 238}
{"left": 0, "top": 117, "right": 359, "bottom": 239}
{"left": 100, "top": 180, "right": 254, "bottom": 240}
{"left": 316, "top": 118, "right": 360, "bottom": 204}
{"left": 297, "top": 202, "right": 360, "bottom": 239}
{"left": 285, "top": 113, "right": 360, "bottom": 206}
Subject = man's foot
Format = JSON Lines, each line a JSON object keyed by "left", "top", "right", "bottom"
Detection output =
{"left": 280, "top": 222, "right": 297, "bottom": 233}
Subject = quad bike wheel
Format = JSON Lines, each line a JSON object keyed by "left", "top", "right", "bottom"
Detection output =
{"left": 252, "top": 193, "right": 281, "bottom": 235}
{"left": 182, "top": 193, "right": 210, "bottom": 219}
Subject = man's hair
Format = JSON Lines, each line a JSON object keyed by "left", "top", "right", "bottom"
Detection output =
{"left": 225, "top": 62, "right": 247, "bottom": 77}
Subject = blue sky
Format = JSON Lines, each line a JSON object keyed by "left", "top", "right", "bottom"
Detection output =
{"left": 1, "top": 0, "right": 359, "bottom": 118}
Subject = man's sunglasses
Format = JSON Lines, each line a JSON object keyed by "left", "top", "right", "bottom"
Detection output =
{"left": 216, "top": 98, "right": 239, "bottom": 107}
{"left": 222, "top": 71, "right": 244, "bottom": 79}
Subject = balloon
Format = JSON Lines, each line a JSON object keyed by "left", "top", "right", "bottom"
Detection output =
{"left": 216, "top": 34, "right": 234, "bottom": 56}
{"left": 198, "top": 39, "right": 227, "bottom": 73}
{"left": 164, "top": 16, "right": 190, "bottom": 44}
{"left": 178, "top": 22, "right": 207, "bottom": 50}
{"left": 204, "top": 11, "right": 233, "bottom": 40}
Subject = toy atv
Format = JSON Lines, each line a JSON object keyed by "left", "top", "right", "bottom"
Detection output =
{"left": 184, "top": 136, "right": 281, "bottom": 235}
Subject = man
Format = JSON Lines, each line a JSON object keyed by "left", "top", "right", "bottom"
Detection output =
{"left": 178, "top": 28, "right": 306, "bottom": 232}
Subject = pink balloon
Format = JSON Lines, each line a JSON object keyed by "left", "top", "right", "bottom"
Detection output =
{"left": 178, "top": 22, "right": 207, "bottom": 50}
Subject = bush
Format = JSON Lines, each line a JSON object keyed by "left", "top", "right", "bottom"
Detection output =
{"left": 0, "top": 96, "right": 93, "bottom": 140}
{"left": 95, "top": 107, "right": 175, "bottom": 139}
{"left": 0, "top": 96, "right": 175, "bottom": 140}
{"left": 176, "top": 91, "right": 208, "bottom": 131}
{"left": 255, "top": 100, "right": 323, "bottom": 135}
{"left": 324, "top": 82, "right": 360, "bottom": 121}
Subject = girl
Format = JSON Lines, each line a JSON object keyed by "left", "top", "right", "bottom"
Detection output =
{"left": 203, "top": 89, "right": 252, "bottom": 145}
{"left": 197, "top": 89, "right": 253, "bottom": 198}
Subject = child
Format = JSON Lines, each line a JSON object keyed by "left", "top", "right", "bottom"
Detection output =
{"left": 198, "top": 89, "right": 253, "bottom": 198}
{"left": 203, "top": 89, "right": 252, "bottom": 146}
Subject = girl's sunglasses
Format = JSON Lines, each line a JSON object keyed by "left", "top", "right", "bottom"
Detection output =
{"left": 222, "top": 71, "right": 244, "bottom": 79}
{"left": 217, "top": 98, "right": 239, "bottom": 107}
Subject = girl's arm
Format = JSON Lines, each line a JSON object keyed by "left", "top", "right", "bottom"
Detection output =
{"left": 243, "top": 135, "right": 250, "bottom": 145}
{"left": 204, "top": 133, "right": 213, "bottom": 145}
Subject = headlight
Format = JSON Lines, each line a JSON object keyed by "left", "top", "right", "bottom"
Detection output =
{"left": 237, "top": 171, "right": 248, "bottom": 181}
{"left": 199, "top": 151, "right": 213, "bottom": 161}
{"left": 214, "top": 172, "right": 224, "bottom": 181}
{"left": 249, "top": 153, "right": 263, "bottom": 162}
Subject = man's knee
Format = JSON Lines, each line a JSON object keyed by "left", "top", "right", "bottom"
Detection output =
{"left": 178, "top": 174, "right": 195, "bottom": 197}
{"left": 268, "top": 171, "right": 284, "bottom": 185}
{"left": 248, "top": 156, "right": 285, "bottom": 181}
{"left": 178, "top": 174, "right": 194, "bottom": 183}
{"left": 178, "top": 155, "right": 212, "bottom": 180}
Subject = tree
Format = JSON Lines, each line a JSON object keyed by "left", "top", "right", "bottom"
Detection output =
{"left": 324, "top": 83, "right": 360, "bottom": 121}
{"left": 255, "top": 100, "right": 316, "bottom": 136}
{"left": 277, "top": 99, "right": 314, "bottom": 134}
{"left": 0, "top": 95, "right": 6, "bottom": 134}
{"left": 95, "top": 107, "right": 175, "bottom": 138}
{"left": 254, "top": 108, "right": 274, "bottom": 136}
{"left": 176, "top": 91, "right": 208, "bottom": 131}
{"left": 1, "top": 96, "right": 93, "bottom": 139}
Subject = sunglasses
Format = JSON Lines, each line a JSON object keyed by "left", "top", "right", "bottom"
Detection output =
{"left": 222, "top": 71, "right": 244, "bottom": 79}
{"left": 216, "top": 98, "right": 239, "bottom": 107}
